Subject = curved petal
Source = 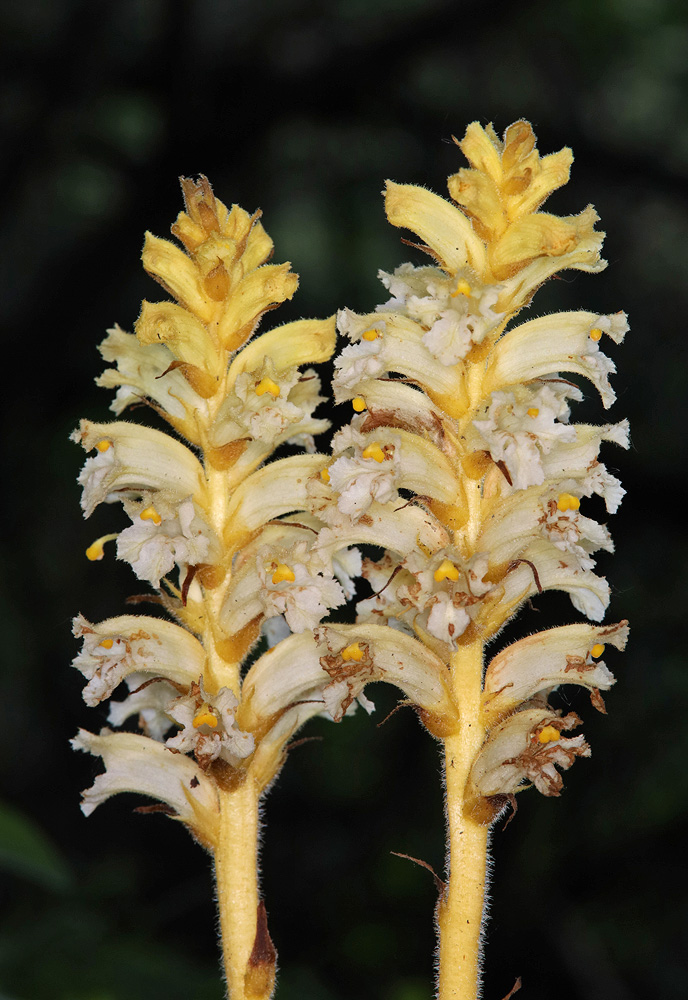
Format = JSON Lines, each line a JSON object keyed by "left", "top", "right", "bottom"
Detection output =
{"left": 95, "top": 325, "right": 205, "bottom": 431}
{"left": 223, "top": 454, "right": 327, "bottom": 548}
{"left": 216, "top": 264, "right": 299, "bottom": 350}
{"left": 142, "top": 232, "right": 214, "bottom": 323}
{"left": 135, "top": 300, "right": 221, "bottom": 373}
{"left": 240, "top": 624, "right": 457, "bottom": 733}
{"left": 227, "top": 317, "right": 336, "bottom": 384}
{"left": 72, "top": 729, "right": 219, "bottom": 839}
{"left": 485, "top": 311, "right": 628, "bottom": 408}
{"left": 73, "top": 419, "right": 206, "bottom": 516}
{"left": 313, "top": 502, "right": 449, "bottom": 565}
{"left": 482, "top": 539, "right": 610, "bottom": 634}
{"left": 334, "top": 309, "right": 466, "bottom": 408}
{"left": 72, "top": 613, "right": 206, "bottom": 706}
{"left": 385, "top": 181, "right": 487, "bottom": 274}
{"left": 483, "top": 620, "right": 628, "bottom": 720}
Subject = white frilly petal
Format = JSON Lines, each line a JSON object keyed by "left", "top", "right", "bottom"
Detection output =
{"left": 72, "top": 613, "right": 205, "bottom": 706}
{"left": 469, "top": 709, "right": 591, "bottom": 799}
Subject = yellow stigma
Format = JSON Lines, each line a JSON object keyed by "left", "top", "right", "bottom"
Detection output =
{"left": 255, "top": 377, "right": 281, "bottom": 398}
{"left": 434, "top": 558, "right": 460, "bottom": 583}
{"left": 591, "top": 643, "right": 605, "bottom": 658}
{"left": 140, "top": 506, "right": 162, "bottom": 525}
{"left": 557, "top": 493, "right": 580, "bottom": 512}
{"left": 538, "top": 725, "right": 561, "bottom": 744}
{"left": 341, "top": 642, "right": 364, "bottom": 662}
{"left": 272, "top": 563, "right": 296, "bottom": 585}
{"left": 352, "top": 396, "right": 367, "bottom": 412}
{"left": 193, "top": 707, "right": 218, "bottom": 729}
{"left": 362, "top": 328, "right": 381, "bottom": 341}
{"left": 362, "top": 442, "right": 385, "bottom": 463}
{"left": 589, "top": 327, "right": 603, "bottom": 341}
{"left": 450, "top": 278, "right": 472, "bottom": 298}
{"left": 95, "top": 439, "right": 111, "bottom": 452}
{"left": 527, "top": 407, "right": 540, "bottom": 418}
{"left": 85, "top": 533, "right": 118, "bottom": 562}
{"left": 99, "top": 638, "right": 114, "bottom": 650}
{"left": 320, "top": 467, "right": 330, "bottom": 483}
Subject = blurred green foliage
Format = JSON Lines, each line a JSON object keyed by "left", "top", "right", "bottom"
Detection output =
{"left": 2, "top": 0, "right": 687, "bottom": 997}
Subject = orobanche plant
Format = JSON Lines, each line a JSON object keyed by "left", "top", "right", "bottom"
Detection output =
{"left": 72, "top": 122, "right": 628, "bottom": 999}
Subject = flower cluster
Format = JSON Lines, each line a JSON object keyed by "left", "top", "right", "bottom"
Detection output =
{"left": 320, "top": 120, "right": 629, "bottom": 810}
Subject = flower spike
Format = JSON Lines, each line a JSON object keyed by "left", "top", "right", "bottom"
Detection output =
{"left": 325, "top": 119, "right": 628, "bottom": 1000}
{"left": 72, "top": 177, "right": 341, "bottom": 1000}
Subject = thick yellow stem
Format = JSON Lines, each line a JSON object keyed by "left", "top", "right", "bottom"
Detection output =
{"left": 215, "top": 778, "right": 262, "bottom": 1000}
{"left": 437, "top": 640, "right": 489, "bottom": 1000}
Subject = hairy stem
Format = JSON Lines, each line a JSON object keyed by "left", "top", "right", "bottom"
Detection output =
{"left": 215, "top": 777, "right": 262, "bottom": 1000}
{"left": 438, "top": 640, "right": 489, "bottom": 1000}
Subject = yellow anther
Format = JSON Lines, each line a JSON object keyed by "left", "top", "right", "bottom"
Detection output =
{"left": 557, "top": 493, "right": 580, "bottom": 513}
{"left": 434, "top": 558, "right": 460, "bottom": 583}
{"left": 538, "top": 725, "right": 561, "bottom": 744}
{"left": 272, "top": 563, "right": 296, "bottom": 585}
{"left": 591, "top": 643, "right": 605, "bottom": 658}
{"left": 320, "top": 467, "right": 330, "bottom": 483}
{"left": 95, "top": 439, "right": 111, "bottom": 452}
{"left": 255, "top": 377, "right": 281, "bottom": 398}
{"left": 362, "top": 328, "right": 381, "bottom": 341}
{"left": 352, "top": 396, "right": 367, "bottom": 412}
{"left": 589, "top": 327, "right": 603, "bottom": 341}
{"left": 527, "top": 407, "right": 540, "bottom": 418}
{"left": 99, "top": 638, "right": 114, "bottom": 650}
{"left": 193, "top": 708, "right": 218, "bottom": 729}
{"left": 450, "top": 278, "right": 472, "bottom": 298}
{"left": 140, "top": 506, "right": 162, "bottom": 525}
{"left": 341, "top": 642, "right": 364, "bottom": 662}
{"left": 362, "top": 442, "right": 385, "bottom": 463}
{"left": 85, "top": 533, "right": 118, "bottom": 562}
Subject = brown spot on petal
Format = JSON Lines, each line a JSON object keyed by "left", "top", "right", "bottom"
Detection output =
{"left": 134, "top": 803, "right": 177, "bottom": 816}
{"left": 590, "top": 687, "right": 607, "bottom": 713}
{"left": 564, "top": 653, "right": 589, "bottom": 672}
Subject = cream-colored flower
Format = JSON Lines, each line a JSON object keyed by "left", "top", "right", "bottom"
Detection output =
{"left": 72, "top": 728, "right": 218, "bottom": 832}
{"left": 73, "top": 419, "right": 206, "bottom": 517}
{"left": 108, "top": 676, "right": 180, "bottom": 742}
{"left": 165, "top": 678, "right": 255, "bottom": 769}
{"left": 255, "top": 541, "right": 346, "bottom": 632}
{"left": 357, "top": 549, "right": 493, "bottom": 649}
{"left": 379, "top": 263, "right": 505, "bottom": 364}
{"left": 96, "top": 324, "right": 205, "bottom": 426}
{"left": 72, "top": 613, "right": 204, "bottom": 706}
{"left": 117, "top": 494, "right": 217, "bottom": 588}
{"left": 482, "top": 619, "right": 628, "bottom": 721}
{"left": 472, "top": 382, "right": 580, "bottom": 489}
{"left": 469, "top": 709, "right": 591, "bottom": 799}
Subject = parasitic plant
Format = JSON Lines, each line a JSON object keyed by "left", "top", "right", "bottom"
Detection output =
{"left": 72, "top": 178, "right": 353, "bottom": 999}
{"left": 72, "top": 122, "right": 628, "bottom": 1000}
{"left": 320, "top": 119, "right": 629, "bottom": 998}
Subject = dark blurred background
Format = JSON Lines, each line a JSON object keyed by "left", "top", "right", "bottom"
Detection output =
{"left": 1, "top": 0, "right": 687, "bottom": 998}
